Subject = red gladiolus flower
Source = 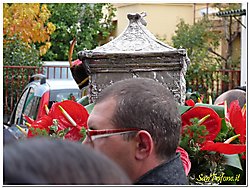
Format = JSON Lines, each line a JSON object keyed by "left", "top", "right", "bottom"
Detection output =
{"left": 27, "top": 100, "right": 89, "bottom": 141}
{"left": 176, "top": 147, "right": 191, "bottom": 175}
{"left": 200, "top": 140, "right": 246, "bottom": 154}
{"left": 181, "top": 106, "right": 221, "bottom": 141}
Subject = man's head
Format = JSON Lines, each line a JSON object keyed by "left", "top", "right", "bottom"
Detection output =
{"left": 87, "top": 78, "right": 181, "bottom": 181}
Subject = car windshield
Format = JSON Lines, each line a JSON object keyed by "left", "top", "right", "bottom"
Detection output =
{"left": 50, "top": 89, "right": 82, "bottom": 103}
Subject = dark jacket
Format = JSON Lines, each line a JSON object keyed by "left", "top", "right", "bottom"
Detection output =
{"left": 134, "top": 152, "right": 188, "bottom": 185}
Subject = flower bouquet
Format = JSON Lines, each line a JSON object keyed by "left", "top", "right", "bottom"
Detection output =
{"left": 19, "top": 93, "right": 246, "bottom": 185}
{"left": 180, "top": 97, "right": 246, "bottom": 185}
{"left": 21, "top": 100, "right": 90, "bottom": 142}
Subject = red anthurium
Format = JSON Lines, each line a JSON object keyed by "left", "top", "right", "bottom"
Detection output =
{"left": 23, "top": 114, "right": 34, "bottom": 124}
{"left": 48, "top": 100, "right": 89, "bottom": 131}
{"left": 227, "top": 100, "right": 246, "bottom": 144}
{"left": 64, "top": 126, "right": 84, "bottom": 141}
{"left": 176, "top": 146, "right": 191, "bottom": 176}
{"left": 182, "top": 106, "right": 221, "bottom": 141}
{"left": 27, "top": 115, "right": 53, "bottom": 137}
{"left": 27, "top": 100, "right": 89, "bottom": 141}
{"left": 185, "top": 99, "right": 195, "bottom": 107}
{"left": 200, "top": 140, "right": 246, "bottom": 154}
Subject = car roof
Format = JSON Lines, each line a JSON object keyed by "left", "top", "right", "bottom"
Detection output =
{"left": 24, "top": 78, "right": 80, "bottom": 98}
{"left": 46, "top": 79, "right": 79, "bottom": 90}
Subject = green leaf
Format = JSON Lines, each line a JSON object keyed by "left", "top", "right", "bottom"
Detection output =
{"left": 43, "top": 3, "right": 116, "bottom": 61}
{"left": 85, "top": 103, "right": 94, "bottom": 114}
{"left": 79, "top": 127, "right": 87, "bottom": 142}
{"left": 77, "top": 95, "right": 89, "bottom": 106}
{"left": 223, "top": 154, "right": 243, "bottom": 171}
{"left": 195, "top": 103, "right": 225, "bottom": 118}
{"left": 49, "top": 125, "right": 58, "bottom": 132}
{"left": 220, "top": 119, "right": 228, "bottom": 134}
{"left": 178, "top": 105, "right": 191, "bottom": 115}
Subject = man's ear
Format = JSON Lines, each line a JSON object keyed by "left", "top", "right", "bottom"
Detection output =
{"left": 134, "top": 130, "right": 153, "bottom": 160}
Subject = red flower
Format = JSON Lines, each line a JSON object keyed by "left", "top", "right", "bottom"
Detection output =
{"left": 227, "top": 100, "right": 246, "bottom": 144}
{"left": 200, "top": 100, "right": 246, "bottom": 157}
{"left": 181, "top": 106, "right": 221, "bottom": 141}
{"left": 27, "top": 115, "right": 52, "bottom": 137}
{"left": 48, "top": 100, "right": 89, "bottom": 131}
{"left": 176, "top": 146, "right": 191, "bottom": 175}
{"left": 185, "top": 99, "right": 195, "bottom": 107}
{"left": 27, "top": 100, "right": 89, "bottom": 141}
{"left": 200, "top": 140, "right": 246, "bottom": 154}
{"left": 23, "top": 114, "right": 34, "bottom": 124}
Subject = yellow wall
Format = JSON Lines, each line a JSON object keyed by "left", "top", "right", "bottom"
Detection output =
{"left": 112, "top": 3, "right": 240, "bottom": 65}
{"left": 232, "top": 35, "right": 241, "bottom": 64}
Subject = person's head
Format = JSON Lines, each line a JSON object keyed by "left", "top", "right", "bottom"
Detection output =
{"left": 4, "top": 138, "right": 131, "bottom": 185}
{"left": 87, "top": 77, "right": 181, "bottom": 181}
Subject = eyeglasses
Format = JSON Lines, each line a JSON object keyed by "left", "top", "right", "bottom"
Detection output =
{"left": 83, "top": 128, "right": 140, "bottom": 146}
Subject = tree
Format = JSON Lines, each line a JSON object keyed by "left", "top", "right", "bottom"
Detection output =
{"left": 42, "top": 3, "right": 116, "bottom": 61}
{"left": 3, "top": 3, "right": 55, "bottom": 117}
{"left": 3, "top": 3, "right": 56, "bottom": 58}
{"left": 3, "top": 35, "right": 40, "bottom": 66}
{"left": 209, "top": 3, "right": 241, "bottom": 70}
{"left": 172, "top": 17, "right": 222, "bottom": 98}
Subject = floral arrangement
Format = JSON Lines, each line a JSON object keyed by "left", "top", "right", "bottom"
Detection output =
{"left": 21, "top": 100, "right": 89, "bottom": 141}
{"left": 18, "top": 94, "right": 246, "bottom": 185}
{"left": 181, "top": 97, "right": 246, "bottom": 185}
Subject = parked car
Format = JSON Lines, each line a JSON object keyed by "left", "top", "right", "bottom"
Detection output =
{"left": 5, "top": 74, "right": 82, "bottom": 140}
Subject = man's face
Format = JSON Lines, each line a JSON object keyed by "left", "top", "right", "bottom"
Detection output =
{"left": 87, "top": 97, "right": 136, "bottom": 179}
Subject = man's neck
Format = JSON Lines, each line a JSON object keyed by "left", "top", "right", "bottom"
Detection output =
{"left": 132, "top": 154, "right": 166, "bottom": 182}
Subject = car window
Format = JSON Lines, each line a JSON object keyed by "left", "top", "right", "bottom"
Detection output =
{"left": 23, "top": 87, "right": 41, "bottom": 120}
{"left": 14, "top": 87, "right": 41, "bottom": 126}
{"left": 50, "top": 89, "right": 82, "bottom": 103}
{"left": 14, "top": 88, "right": 29, "bottom": 124}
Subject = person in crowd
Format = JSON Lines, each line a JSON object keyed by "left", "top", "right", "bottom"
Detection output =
{"left": 86, "top": 77, "right": 188, "bottom": 184}
{"left": 3, "top": 138, "right": 131, "bottom": 185}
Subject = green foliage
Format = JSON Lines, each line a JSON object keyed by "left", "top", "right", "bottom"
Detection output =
{"left": 211, "top": 3, "right": 241, "bottom": 11}
{"left": 79, "top": 127, "right": 87, "bottom": 142}
{"left": 42, "top": 3, "right": 116, "bottom": 61}
{"left": 3, "top": 35, "right": 41, "bottom": 66}
{"left": 30, "top": 127, "right": 49, "bottom": 137}
{"left": 3, "top": 35, "right": 43, "bottom": 115}
{"left": 181, "top": 118, "right": 209, "bottom": 150}
{"left": 172, "top": 17, "right": 222, "bottom": 97}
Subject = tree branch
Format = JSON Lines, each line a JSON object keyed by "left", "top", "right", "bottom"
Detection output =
{"left": 208, "top": 47, "right": 227, "bottom": 62}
